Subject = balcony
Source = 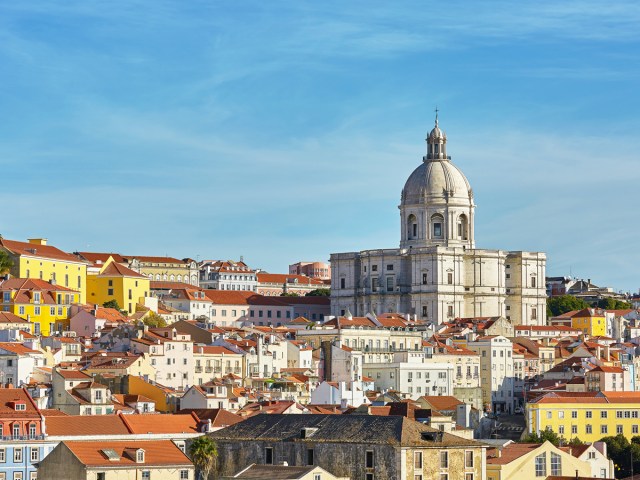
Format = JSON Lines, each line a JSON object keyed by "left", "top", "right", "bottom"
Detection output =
{"left": 195, "top": 366, "right": 203, "bottom": 373}
{"left": 1, "top": 434, "right": 46, "bottom": 441}
{"left": 205, "top": 367, "right": 213, "bottom": 373}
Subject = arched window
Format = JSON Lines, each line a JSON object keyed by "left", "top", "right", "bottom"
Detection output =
{"left": 163, "top": 274, "right": 168, "bottom": 281}
{"left": 458, "top": 214, "right": 468, "bottom": 240}
{"left": 431, "top": 214, "right": 444, "bottom": 239}
{"left": 169, "top": 275, "right": 175, "bottom": 281}
{"left": 148, "top": 274, "right": 153, "bottom": 280}
{"left": 407, "top": 214, "right": 418, "bottom": 239}
{"left": 176, "top": 275, "right": 182, "bottom": 282}
{"left": 155, "top": 274, "right": 160, "bottom": 281}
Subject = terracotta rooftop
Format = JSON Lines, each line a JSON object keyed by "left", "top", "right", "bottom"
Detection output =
{"left": 59, "top": 440, "right": 192, "bottom": 467}
{"left": 0, "top": 238, "right": 82, "bottom": 263}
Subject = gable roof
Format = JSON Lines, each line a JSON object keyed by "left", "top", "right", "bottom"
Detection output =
{"left": 119, "top": 413, "right": 199, "bottom": 434}
{"left": 44, "top": 414, "right": 131, "bottom": 436}
{"left": 0, "top": 238, "right": 83, "bottom": 263}
{"left": 0, "top": 311, "right": 30, "bottom": 324}
{"left": 59, "top": 440, "right": 192, "bottom": 467}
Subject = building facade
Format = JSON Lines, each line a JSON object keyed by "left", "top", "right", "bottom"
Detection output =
{"left": 330, "top": 117, "right": 547, "bottom": 325}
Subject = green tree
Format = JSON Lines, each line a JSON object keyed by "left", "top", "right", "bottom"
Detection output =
{"left": 103, "top": 299, "right": 121, "bottom": 310}
{"left": 142, "top": 311, "right": 167, "bottom": 328}
{"left": 601, "top": 435, "right": 640, "bottom": 478}
{"left": 547, "top": 295, "right": 589, "bottom": 317}
{"left": 0, "top": 250, "right": 13, "bottom": 277}
{"left": 189, "top": 435, "right": 218, "bottom": 480}
{"left": 306, "top": 288, "right": 330, "bottom": 297}
{"left": 280, "top": 292, "right": 300, "bottom": 297}
{"left": 522, "top": 427, "right": 563, "bottom": 446}
{"left": 567, "top": 436, "right": 585, "bottom": 446}
{"left": 595, "top": 298, "right": 632, "bottom": 310}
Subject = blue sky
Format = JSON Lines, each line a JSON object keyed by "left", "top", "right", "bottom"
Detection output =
{"left": 1, "top": 1, "right": 639, "bottom": 292}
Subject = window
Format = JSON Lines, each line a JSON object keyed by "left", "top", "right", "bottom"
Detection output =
{"left": 340, "top": 278, "right": 345, "bottom": 289}
{"left": 617, "top": 425, "right": 623, "bottom": 434}
{"left": 586, "top": 424, "right": 592, "bottom": 434}
{"left": 13, "top": 474, "right": 22, "bottom": 480}
{"left": 601, "top": 411, "right": 608, "bottom": 418}
{"left": 307, "top": 449, "right": 314, "bottom": 465}
{"left": 558, "top": 425, "right": 565, "bottom": 435}
{"left": 571, "top": 411, "right": 578, "bottom": 419}
{"left": 440, "top": 475, "right": 448, "bottom": 480}
{"left": 386, "top": 276, "right": 394, "bottom": 292}
{"left": 447, "top": 273, "right": 453, "bottom": 284}
{"left": 30, "top": 447, "right": 39, "bottom": 462}
{"left": 447, "top": 305, "right": 453, "bottom": 317}
{"left": 137, "top": 450, "right": 145, "bottom": 463}
{"left": 465, "top": 475, "right": 474, "bottom": 480}
{"left": 531, "top": 277, "right": 536, "bottom": 288}
{"left": 422, "top": 273, "right": 428, "bottom": 284}
{"left": 633, "top": 425, "right": 639, "bottom": 434}
{"left": 366, "top": 450, "right": 374, "bottom": 468}
{"left": 13, "top": 424, "right": 20, "bottom": 436}
{"left": 465, "top": 450, "right": 474, "bottom": 468}
{"left": 265, "top": 447, "right": 273, "bottom": 465}
{"left": 551, "top": 453, "right": 561, "bottom": 476}
{"left": 141, "top": 472, "right": 150, "bottom": 480}
{"left": 535, "top": 453, "right": 546, "bottom": 477}
{"left": 180, "top": 471, "right": 189, "bottom": 479}
{"left": 440, "top": 450, "right": 448, "bottom": 469}
{"left": 108, "top": 288, "right": 114, "bottom": 296}
{"left": 0, "top": 448, "right": 4, "bottom": 462}
{"left": 434, "top": 222, "right": 442, "bottom": 237}
{"left": 422, "top": 306, "right": 428, "bottom": 317}
{"left": 586, "top": 411, "right": 592, "bottom": 418}
{"left": 14, "top": 448, "right": 23, "bottom": 463}
{"left": 571, "top": 425, "right": 577, "bottom": 434}
{"left": 558, "top": 411, "right": 564, "bottom": 419}
{"left": 414, "top": 451, "right": 423, "bottom": 468}
{"left": 601, "top": 425, "right": 608, "bottom": 434}
{"left": 34, "top": 306, "right": 40, "bottom": 315}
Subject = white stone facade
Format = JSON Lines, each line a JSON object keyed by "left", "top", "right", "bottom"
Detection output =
{"left": 330, "top": 117, "right": 547, "bottom": 326}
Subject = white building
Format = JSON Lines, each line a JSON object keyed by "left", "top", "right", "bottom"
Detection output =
{"left": 199, "top": 260, "right": 257, "bottom": 291}
{"left": 330, "top": 116, "right": 547, "bottom": 325}
{"left": 363, "top": 351, "right": 454, "bottom": 399}
{"left": 0, "top": 342, "right": 45, "bottom": 386}
{"left": 467, "top": 335, "right": 515, "bottom": 414}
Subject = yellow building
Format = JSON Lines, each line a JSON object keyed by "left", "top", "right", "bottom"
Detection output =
{"left": 570, "top": 308, "right": 607, "bottom": 336}
{"left": 0, "top": 237, "right": 87, "bottom": 304}
{"left": 526, "top": 391, "right": 640, "bottom": 442}
{"left": 0, "top": 278, "right": 80, "bottom": 335}
{"left": 86, "top": 257, "right": 150, "bottom": 314}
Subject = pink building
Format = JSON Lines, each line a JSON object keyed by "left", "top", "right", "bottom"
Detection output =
{"left": 288, "top": 262, "right": 331, "bottom": 281}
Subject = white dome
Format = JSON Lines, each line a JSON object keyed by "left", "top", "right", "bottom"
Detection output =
{"left": 399, "top": 116, "right": 475, "bottom": 250}
{"left": 402, "top": 159, "right": 473, "bottom": 206}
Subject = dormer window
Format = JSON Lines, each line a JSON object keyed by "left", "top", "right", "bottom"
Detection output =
{"left": 33, "top": 292, "right": 41, "bottom": 304}
{"left": 136, "top": 449, "right": 145, "bottom": 463}
{"left": 14, "top": 403, "right": 26, "bottom": 411}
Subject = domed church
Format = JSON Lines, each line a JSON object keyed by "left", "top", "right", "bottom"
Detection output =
{"left": 330, "top": 115, "right": 547, "bottom": 325}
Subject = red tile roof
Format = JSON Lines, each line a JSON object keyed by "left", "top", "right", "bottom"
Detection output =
{"left": 60, "top": 440, "right": 192, "bottom": 467}
{"left": 119, "top": 413, "right": 199, "bottom": 434}
{"left": 0, "top": 342, "right": 41, "bottom": 355}
{"left": 0, "top": 311, "right": 30, "bottom": 324}
{"left": 0, "top": 388, "right": 40, "bottom": 419}
{"left": 0, "top": 238, "right": 82, "bottom": 263}
{"left": 44, "top": 415, "right": 131, "bottom": 436}
{"left": 99, "top": 261, "right": 147, "bottom": 278}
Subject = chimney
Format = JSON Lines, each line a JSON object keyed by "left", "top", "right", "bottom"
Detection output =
{"left": 575, "top": 469, "right": 579, "bottom": 480}
{"left": 28, "top": 238, "right": 47, "bottom": 246}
